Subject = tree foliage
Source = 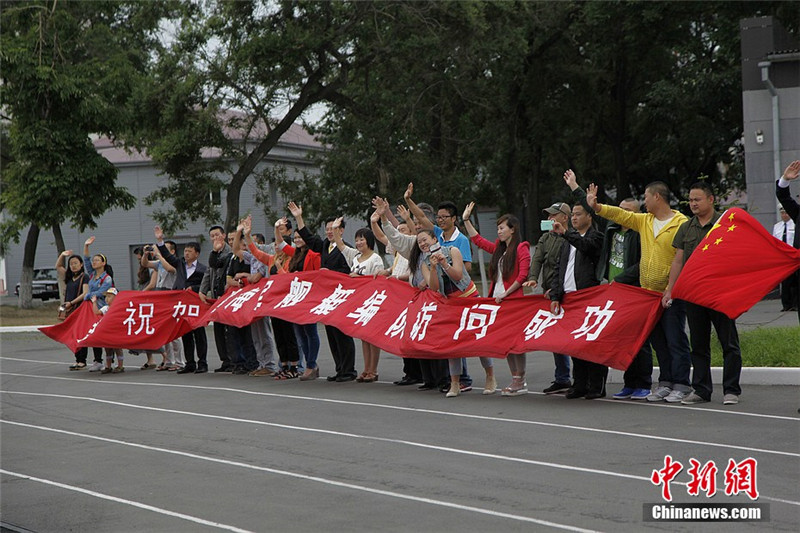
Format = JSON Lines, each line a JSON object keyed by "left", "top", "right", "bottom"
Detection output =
{"left": 293, "top": 1, "right": 800, "bottom": 238}
{"left": 0, "top": 0, "right": 174, "bottom": 305}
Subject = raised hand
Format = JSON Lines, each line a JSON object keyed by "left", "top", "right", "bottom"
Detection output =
{"left": 586, "top": 183, "right": 599, "bottom": 210}
{"left": 372, "top": 196, "right": 388, "bottom": 216}
{"left": 783, "top": 160, "right": 800, "bottom": 181}
{"left": 370, "top": 210, "right": 380, "bottom": 223}
{"left": 274, "top": 216, "right": 288, "bottom": 229}
{"left": 62, "top": 250, "right": 73, "bottom": 257}
{"left": 462, "top": 201, "right": 475, "bottom": 221}
{"left": 397, "top": 204, "right": 411, "bottom": 221}
{"left": 563, "top": 169, "right": 578, "bottom": 191}
{"left": 153, "top": 225, "right": 164, "bottom": 241}
{"left": 404, "top": 182, "right": 414, "bottom": 201}
{"left": 331, "top": 216, "right": 344, "bottom": 229}
{"left": 84, "top": 236, "right": 96, "bottom": 247}
{"left": 241, "top": 215, "right": 252, "bottom": 234}
{"left": 288, "top": 201, "right": 302, "bottom": 218}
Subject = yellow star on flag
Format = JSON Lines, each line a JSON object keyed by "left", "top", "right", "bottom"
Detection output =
{"left": 702, "top": 244, "right": 709, "bottom": 251}
{"left": 728, "top": 224, "right": 736, "bottom": 232}
{"left": 714, "top": 237, "right": 723, "bottom": 245}
{"left": 728, "top": 212, "right": 735, "bottom": 222}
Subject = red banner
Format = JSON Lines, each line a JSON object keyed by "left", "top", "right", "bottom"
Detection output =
{"left": 40, "top": 290, "right": 212, "bottom": 351}
{"left": 672, "top": 208, "right": 800, "bottom": 319}
{"left": 39, "top": 301, "right": 101, "bottom": 353}
{"left": 191, "top": 272, "right": 663, "bottom": 370}
{"left": 40, "top": 274, "right": 663, "bottom": 370}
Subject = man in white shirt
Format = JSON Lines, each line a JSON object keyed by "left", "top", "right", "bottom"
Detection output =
{"left": 774, "top": 205, "right": 798, "bottom": 312}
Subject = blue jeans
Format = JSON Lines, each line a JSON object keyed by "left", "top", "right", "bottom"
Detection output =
{"left": 648, "top": 299, "right": 691, "bottom": 391}
{"left": 293, "top": 323, "right": 320, "bottom": 370}
{"left": 553, "top": 353, "right": 571, "bottom": 384}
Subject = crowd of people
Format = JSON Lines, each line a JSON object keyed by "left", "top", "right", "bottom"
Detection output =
{"left": 56, "top": 161, "right": 800, "bottom": 404}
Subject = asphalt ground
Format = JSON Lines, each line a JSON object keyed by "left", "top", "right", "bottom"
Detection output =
{"left": 1, "top": 326, "right": 798, "bottom": 533}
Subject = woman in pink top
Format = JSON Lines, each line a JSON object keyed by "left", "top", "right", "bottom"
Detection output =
{"left": 462, "top": 203, "right": 531, "bottom": 396}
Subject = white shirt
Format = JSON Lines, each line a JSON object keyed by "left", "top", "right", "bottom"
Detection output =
{"left": 563, "top": 245, "right": 577, "bottom": 293}
{"left": 773, "top": 219, "right": 795, "bottom": 244}
{"left": 185, "top": 260, "right": 197, "bottom": 279}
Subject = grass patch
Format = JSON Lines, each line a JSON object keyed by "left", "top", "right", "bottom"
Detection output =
{"left": 711, "top": 326, "right": 800, "bottom": 367}
{"left": 0, "top": 302, "right": 60, "bottom": 327}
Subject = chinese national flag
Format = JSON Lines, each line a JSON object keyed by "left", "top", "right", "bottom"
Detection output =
{"left": 672, "top": 208, "right": 800, "bottom": 319}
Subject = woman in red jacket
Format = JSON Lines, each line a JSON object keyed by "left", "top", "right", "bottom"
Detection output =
{"left": 462, "top": 203, "right": 531, "bottom": 396}
{"left": 274, "top": 217, "right": 322, "bottom": 380}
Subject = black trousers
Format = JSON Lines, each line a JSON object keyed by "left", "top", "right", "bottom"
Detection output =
{"left": 182, "top": 327, "right": 208, "bottom": 369}
{"left": 75, "top": 347, "right": 103, "bottom": 364}
{"left": 272, "top": 316, "right": 299, "bottom": 364}
{"left": 226, "top": 325, "right": 257, "bottom": 371}
{"left": 402, "top": 357, "right": 423, "bottom": 380}
{"left": 212, "top": 321, "right": 230, "bottom": 366}
{"left": 780, "top": 271, "right": 799, "bottom": 311}
{"left": 324, "top": 324, "right": 355, "bottom": 378}
{"left": 419, "top": 359, "right": 448, "bottom": 387}
{"left": 623, "top": 342, "right": 654, "bottom": 390}
{"left": 572, "top": 357, "right": 608, "bottom": 395}
{"left": 685, "top": 302, "right": 742, "bottom": 399}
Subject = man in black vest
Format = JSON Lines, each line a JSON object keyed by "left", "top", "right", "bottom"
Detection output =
{"left": 155, "top": 226, "right": 209, "bottom": 373}
{"left": 289, "top": 202, "right": 357, "bottom": 382}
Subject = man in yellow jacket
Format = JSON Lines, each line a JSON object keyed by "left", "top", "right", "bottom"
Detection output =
{"left": 585, "top": 179, "right": 691, "bottom": 403}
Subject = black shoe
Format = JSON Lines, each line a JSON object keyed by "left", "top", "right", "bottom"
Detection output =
{"left": 176, "top": 366, "right": 196, "bottom": 374}
{"left": 395, "top": 376, "right": 422, "bottom": 386}
{"left": 565, "top": 388, "right": 586, "bottom": 399}
{"left": 335, "top": 374, "right": 356, "bottom": 382}
{"left": 326, "top": 374, "right": 338, "bottom": 382}
{"left": 214, "top": 365, "right": 232, "bottom": 373}
{"left": 232, "top": 367, "right": 248, "bottom": 375}
{"left": 417, "top": 383, "right": 436, "bottom": 390}
{"left": 585, "top": 391, "right": 606, "bottom": 400}
{"left": 439, "top": 383, "right": 450, "bottom": 393}
{"left": 194, "top": 366, "right": 208, "bottom": 374}
{"left": 543, "top": 381, "right": 571, "bottom": 394}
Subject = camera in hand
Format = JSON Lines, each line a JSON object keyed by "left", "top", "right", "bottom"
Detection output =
{"left": 428, "top": 243, "right": 441, "bottom": 253}
{"left": 540, "top": 220, "right": 554, "bottom": 231}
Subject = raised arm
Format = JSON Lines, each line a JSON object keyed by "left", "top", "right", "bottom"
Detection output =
{"left": 404, "top": 182, "right": 434, "bottom": 231}
{"left": 396, "top": 205, "right": 417, "bottom": 235}
{"left": 461, "top": 202, "right": 478, "bottom": 238}
{"left": 55, "top": 250, "right": 72, "bottom": 277}
{"left": 370, "top": 210, "right": 388, "bottom": 246}
{"left": 288, "top": 201, "right": 306, "bottom": 231}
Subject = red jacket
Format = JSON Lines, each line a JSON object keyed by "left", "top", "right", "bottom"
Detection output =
{"left": 470, "top": 234, "right": 531, "bottom": 295}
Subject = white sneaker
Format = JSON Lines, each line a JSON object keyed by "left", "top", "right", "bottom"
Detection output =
{"left": 665, "top": 390, "right": 688, "bottom": 403}
{"left": 723, "top": 394, "right": 739, "bottom": 405}
{"left": 646, "top": 386, "right": 671, "bottom": 402}
{"left": 88, "top": 361, "right": 103, "bottom": 372}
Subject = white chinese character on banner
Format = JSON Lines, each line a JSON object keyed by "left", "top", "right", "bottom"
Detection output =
{"left": 172, "top": 300, "right": 187, "bottom": 319}
{"left": 572, "top": 300, "right": 615, "bottom": 341}
{"left": 410, "top": 302, "right": 437, "bottom": 341}
{"left": 347, "top": 290, "right": 388, "bottom": 326}
{"left": 224, "top": 287, "right": 258, "bottom": 312}
{"left": 523, "top": 308, "right": 564, "bottom": 340}
{"left": 252, "top": 280, "right": 274, "bottom": 311}
{"left": 385, "top": 308, "right": 408, "bottom": 338}
{"left": 77, "top": 320, "right": 101, "bottom": 343}
{"left": 310, "top": 284, "right": 355, "bottom": 315}
{"left": 453, "top": 303, "right": 500, "bottom": 340}
{"left": 274, "top": 277, "right": 313, "bottom": 309}
{"left": 124, "top": 302, "right": 156, "bottom": 335}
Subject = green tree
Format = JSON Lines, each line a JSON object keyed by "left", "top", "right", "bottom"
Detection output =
{"left": 129, "top": 0, "right": 382, "bottom": 234}
{"left": 0, "top": 0, "right": 173, "bottom": 307}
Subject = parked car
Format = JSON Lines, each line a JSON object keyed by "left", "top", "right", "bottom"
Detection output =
{"left": 15, "top": 267, "right": 60, "bottom": 301}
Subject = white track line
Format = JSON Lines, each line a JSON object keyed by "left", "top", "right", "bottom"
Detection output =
{"left": 4, "top": 396, "right": 798, "bottom": 509}
{"left": 2, "top": 374, "right": 798, "bottom": 458}
{"left": 0, "top": 468, "right": 253, "bottom": 532}
{"left": 2, "top": 363, "right": 797, "bottom": 422}
{"left": 1, "top": 422, "right": 600, "bottom": 533}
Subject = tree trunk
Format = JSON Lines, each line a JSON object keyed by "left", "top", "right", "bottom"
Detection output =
{"left": 53, "top": 224, "right": 66, "bottom": 300}
{"left": 18, "top": 223, "right": 40, "bottom": 309}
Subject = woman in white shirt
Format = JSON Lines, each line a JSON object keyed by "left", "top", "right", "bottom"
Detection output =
{"left": 331, "top": 218, "right": 386, "bottom": 382}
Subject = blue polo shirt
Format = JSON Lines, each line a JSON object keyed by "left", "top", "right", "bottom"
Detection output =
{"left": 434, "top": 226, "right": 472, "bottom": 262}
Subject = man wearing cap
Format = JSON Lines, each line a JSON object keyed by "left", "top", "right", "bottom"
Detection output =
{"left": 587, "top": 181, "right": 691, "bottom": 403}
{"left": 776, "top": 160, "right": 800, "bottom": 322}
{"left": 772, "top": 206, "right": 797, "bottom": 312}
{"left": 525, "top": 201, "right": 572, "bottom": 394}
